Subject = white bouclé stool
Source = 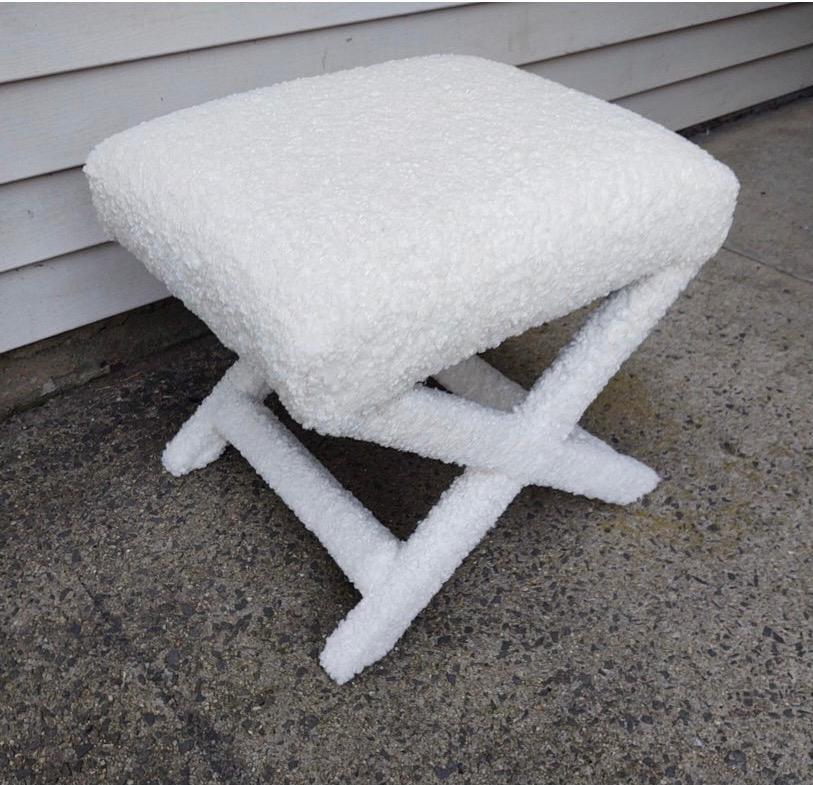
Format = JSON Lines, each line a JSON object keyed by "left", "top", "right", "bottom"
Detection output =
{"left": 85, "top": 55, "right": 738, "bottom": 683}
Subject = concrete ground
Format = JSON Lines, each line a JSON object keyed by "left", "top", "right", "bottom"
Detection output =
{"left": 1, "top": 97, "right": 811, "bottom": 785}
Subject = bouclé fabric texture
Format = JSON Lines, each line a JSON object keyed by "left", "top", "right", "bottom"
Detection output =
{"left": 85, "top": 55, "right": 738, "bottom": 431}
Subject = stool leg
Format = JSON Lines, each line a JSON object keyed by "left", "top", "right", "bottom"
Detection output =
{"left": 320, "top": 471, "right": 520, "bottom": 684}
{"left": 321, "top": 262, "right": 701, "bottom": 681}
{"left": 162, "top": 359, "right": 268, "bottom": 476}
{"left": 163, "top": 359, "right": 400, "bottom": 595}
{"left": 217, "top": 392, "right": 401, "bottom": 596}
{"left": 162, "top": 263, "right": 701, "bottom": 683}
{"left": 436, "top": 357, "right": 660, "bottom": 504}
{"left": 162, "top": 404, "right": 228, "bottom": 476}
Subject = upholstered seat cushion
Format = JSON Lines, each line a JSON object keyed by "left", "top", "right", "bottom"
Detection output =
{"left": 85, "top": 55, "right": 737, "bottom": 431}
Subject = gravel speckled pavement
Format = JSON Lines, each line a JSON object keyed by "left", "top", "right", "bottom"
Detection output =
{"left": 1, "top": 98, "right": 811, "bottom": 785}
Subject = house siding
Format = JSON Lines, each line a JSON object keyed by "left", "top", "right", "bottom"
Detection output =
{"left": 1, "top": 2, "right": 811, "bottom": 352}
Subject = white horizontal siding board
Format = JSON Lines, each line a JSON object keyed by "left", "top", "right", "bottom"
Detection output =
{"left": 0, "top": 2, "right": 779, "bottom": 184}
{"left": 0, "top": 244, "right": 167, "bottom": 353}
{"left": 619, "top": 44, "right": 813, "bottom": 130}
{"left": 0, "top": 169, "right": 108, "bottom": 273}
{"left": 0, "top": 3, "right": 466, "bottom": 84}
{"left": 527, "top": 3, "right": 813, "bottom": 101}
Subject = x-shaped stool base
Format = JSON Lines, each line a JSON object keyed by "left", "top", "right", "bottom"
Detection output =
{"left": 163, "top": 261, "right": 699, "bottom": 683}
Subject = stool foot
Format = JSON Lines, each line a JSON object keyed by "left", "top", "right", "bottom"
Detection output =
{"left": 163, "top": 413, "right": 227, "bottom": 476}
{"left": 163, "top": 359, "right": 269, "bottom": 476}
